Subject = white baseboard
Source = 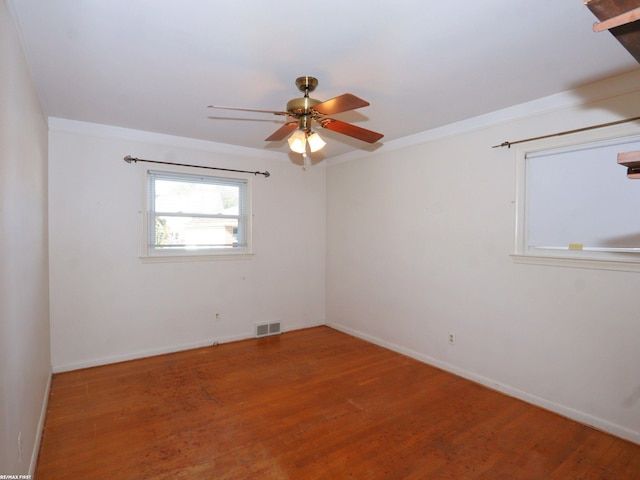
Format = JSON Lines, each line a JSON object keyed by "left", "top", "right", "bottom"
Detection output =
{"left": 327, "top": 322, "right": 640, "bottom": 446}
{"left": 52, "top": 321, "right": 325, "bottom": 373}
{"left": 30, "top": 367, "right": 52, "bottom": 475}
{"left": 53, "top": 337, "right": 229, "bottom": 373}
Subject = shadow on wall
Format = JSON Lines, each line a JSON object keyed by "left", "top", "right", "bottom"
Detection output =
{"left": 623, "top": 385, "right": 640, "bottom": 408}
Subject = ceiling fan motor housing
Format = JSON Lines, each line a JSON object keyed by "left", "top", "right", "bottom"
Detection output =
{"left": 289, "top": 76, "right": 321, "bottom": 129}
{"left": 286, "top": 97, "right": 320, "bottom": 116}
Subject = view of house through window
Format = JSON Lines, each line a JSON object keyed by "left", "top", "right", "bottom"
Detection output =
{"left": 147, "top": 170, "right": 250, "bottom": 256}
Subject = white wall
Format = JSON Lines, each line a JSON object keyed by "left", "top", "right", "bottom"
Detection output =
{"left": 48, "top": 121, "right": 326, "bottom": 371}
{"left": 326, "top": 69, "right": 640, "bottom": 444}
{"left": 0, "top": 0, "right": 51, "bottom": 475}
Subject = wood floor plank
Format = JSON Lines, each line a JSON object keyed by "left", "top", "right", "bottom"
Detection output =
{"left": 35, "top": 326, "right": 640, "bottom": 479}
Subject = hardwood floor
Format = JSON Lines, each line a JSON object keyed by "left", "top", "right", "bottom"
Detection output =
{"left": 36, "top": 326, "right": 640, "bottom": 479}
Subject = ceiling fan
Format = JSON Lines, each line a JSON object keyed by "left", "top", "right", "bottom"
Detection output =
{"left": 208, "top": 76, "right": 383, "bottom": 155}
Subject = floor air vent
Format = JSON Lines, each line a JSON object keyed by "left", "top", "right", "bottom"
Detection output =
{"left": 255, "top": 322, "right": 281, "bottom": 338}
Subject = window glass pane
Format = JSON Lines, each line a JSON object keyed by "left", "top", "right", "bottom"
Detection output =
{"left": 154, "top": 216, "right": 240, "bottom": 249}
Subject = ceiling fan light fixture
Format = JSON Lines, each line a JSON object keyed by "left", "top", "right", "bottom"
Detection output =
{"left": 288, "top": 129, "right": 307, "bottom": 153}
{"left": 307, "top": 132, "right": 326, "bottom": 152}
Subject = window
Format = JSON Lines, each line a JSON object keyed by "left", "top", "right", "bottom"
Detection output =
{"left": 513, "top": 123, "right": 640, "bottom": 272}
{"left": 144, "top": 168, "right": 251, "bottom": 260}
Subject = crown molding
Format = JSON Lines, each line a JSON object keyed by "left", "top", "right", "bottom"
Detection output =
{"left": 328, "top": 68, "right": 640, "bottom": 167}
{"left": 47, "top": 117, "right": 289, "bottom": 161}
{"left": 47, "top": 68, "right": 640, "bottom": 167}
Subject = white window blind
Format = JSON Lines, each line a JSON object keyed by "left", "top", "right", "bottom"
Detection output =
{"left": 525, "top": 135, "right": 640, "bottom": 256}
{"left": 147, "top": 170, "right": 250, "bottom": 256}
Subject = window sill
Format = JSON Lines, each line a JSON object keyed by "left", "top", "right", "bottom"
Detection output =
{"left": 511, "top": 253, "right": 640, "bottom": 272}
{"left": 140, "top": 252, "right": 254, "bottom": 263}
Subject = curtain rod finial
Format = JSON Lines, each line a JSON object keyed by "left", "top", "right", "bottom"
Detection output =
{"left": 123, "top": 155, "right": 136, "bottom": 163}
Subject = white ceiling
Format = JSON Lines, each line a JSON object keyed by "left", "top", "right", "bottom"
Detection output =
{"left": 7, "top": 0, "right": 640, "bottom": 160}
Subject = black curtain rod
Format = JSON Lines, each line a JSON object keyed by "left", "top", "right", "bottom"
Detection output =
{"left": 123, "top": 155, "right": 270, "bottom": 177}
{"left": 492, "top": 115, "right": 640, "bottom": 149}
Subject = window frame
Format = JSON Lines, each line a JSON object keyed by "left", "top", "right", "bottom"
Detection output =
{"left": 140, "top": 164, "right": 253, "bottom": 262}
{"left": 512, "top": 121, "right": 640, "bottom": 272}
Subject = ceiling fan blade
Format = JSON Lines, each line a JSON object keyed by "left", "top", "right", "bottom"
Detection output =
{"left": 312, "top": 93, "right": 370, "bottom": 115}
{"left": 320, "top": 119, "right": 383, "bottom": 143}
{"left": 208, "top": 105, "right": 288, "bottom": 116}
{"left": 265, "top": 121, "right": 298, "bottom": 141}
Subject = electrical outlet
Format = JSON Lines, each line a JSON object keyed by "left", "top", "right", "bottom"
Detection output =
{"left": 18, "top": 431, "right": 22, "bottom": 463}
{"left": 448, "top": 333, "right": 455, "bottom": 345}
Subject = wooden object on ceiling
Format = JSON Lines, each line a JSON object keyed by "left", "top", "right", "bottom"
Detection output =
{"left": 617, "top": 150, "right": 640, "bottom": 177}
{"left": 586, "top": 0, "right": 640, "bottom": 63}
{"left": 593, "top": 6, "right": 640, "bottom": 31}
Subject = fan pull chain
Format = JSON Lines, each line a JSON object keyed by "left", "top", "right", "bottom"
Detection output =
{"left": 302, "top": 152, "right": 309, "bottom": 171}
